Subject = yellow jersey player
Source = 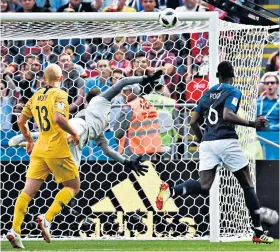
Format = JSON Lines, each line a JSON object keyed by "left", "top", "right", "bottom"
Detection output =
{"left": 7, "top": 64, "right": 80, "bottom": 249}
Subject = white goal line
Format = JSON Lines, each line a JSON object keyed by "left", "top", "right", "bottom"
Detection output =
{"left": 0, "top": 236, "right": 251, "bottom": 242}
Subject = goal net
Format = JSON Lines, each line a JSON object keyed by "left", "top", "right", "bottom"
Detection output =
{"left": 0, "top": 12, "right": 276, "bottom": 241}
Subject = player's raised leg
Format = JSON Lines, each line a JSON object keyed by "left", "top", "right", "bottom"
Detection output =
{"left": 156, "top": 168, "right": 217, "bottom": 210}
{"left": 7, "top": 178, "right": 44, "bottom": 249}
{"left": 233, "top": 166, "right": 274, "bottom": 244}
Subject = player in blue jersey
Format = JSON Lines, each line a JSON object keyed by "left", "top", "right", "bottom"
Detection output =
{"left": 156, "top": 61, "right": 273, "bottom": 244}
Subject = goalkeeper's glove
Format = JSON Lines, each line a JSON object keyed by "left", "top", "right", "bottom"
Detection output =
{"left": 124, "top": 155, "right": 149, "bottom": 176}
{"left": 141, "top": 70, "right": 163, "bottom": 89}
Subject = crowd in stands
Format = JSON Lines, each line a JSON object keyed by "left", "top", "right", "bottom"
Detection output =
{"left": 1, "top": 0, "right": 279, "bottom": 160}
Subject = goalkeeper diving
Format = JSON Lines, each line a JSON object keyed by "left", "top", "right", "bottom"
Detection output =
{"left": 9, "top": 71, "right": 163, "bottom": 174}
{"left": 7, "top": 63, "right": 163, "bottom": 249}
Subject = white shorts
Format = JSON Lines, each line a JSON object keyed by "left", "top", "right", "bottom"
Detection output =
{"left": 199, "top": 139, "right": 248, "bottom": 173}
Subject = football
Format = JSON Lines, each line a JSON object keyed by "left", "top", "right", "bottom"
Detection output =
{"left": 78, "top": 218, "right": 96, "bottom": 238}
{"left": 158, "top": 8, "right": 179, "bottom": 28}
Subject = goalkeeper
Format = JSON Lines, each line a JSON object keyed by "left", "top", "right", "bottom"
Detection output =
{"left": 10, "top": 71, "right": 162, "bottom": 173}
{"left": 10, "top": 71, "right": 162, "bottom": 169}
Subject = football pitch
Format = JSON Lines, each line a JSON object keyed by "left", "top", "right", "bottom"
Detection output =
{"left": 1, "top": 240, "right": 279, "bottom": 252}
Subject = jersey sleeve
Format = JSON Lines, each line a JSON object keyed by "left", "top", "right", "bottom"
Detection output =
{"left": 22, "top": 98, "right": 33, "bottom": 118}
{"left": 54, "top": 90, "right": 69, "bottom": 116}
{"left": 224, "top": 89, "right": 242, "bottom": 113}
{"left": 194, "top": 102, "right": 202, "bottom": 114}
{"left": 95, "top": 133, "right": 108, "bottom": 146}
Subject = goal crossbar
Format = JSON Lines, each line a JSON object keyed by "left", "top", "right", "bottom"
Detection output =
{"left": 1, "top": 12, "right": 278, "bottom": 41}
{"left": 1, "top": 12, "right": 221, "bottom": 22}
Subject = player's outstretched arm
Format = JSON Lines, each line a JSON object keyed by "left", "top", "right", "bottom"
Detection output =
{"left": 54, "top": 112, "right": 80, "bottom": 145}
{"left": 101, "top": 76, "right": 144, "bottom": 101}
{"left": 190, "top": 112, "right": 203, "bottom": 143}
{"left": 97, "top": 135, "right": 148, "bottom": 176}
{"left": 101, "top": 70, "right": 163, "bottom": 101}
{"left": 223, "top": 108, "right": 267, "bottom": 128}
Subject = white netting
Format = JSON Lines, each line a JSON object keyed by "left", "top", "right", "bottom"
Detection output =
{"left": 0, "top": 14, "right": 276, "bottom": 240}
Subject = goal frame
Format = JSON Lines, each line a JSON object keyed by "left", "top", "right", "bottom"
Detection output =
{"left": 1, "top": 11, "right": 221, "bottom": 242}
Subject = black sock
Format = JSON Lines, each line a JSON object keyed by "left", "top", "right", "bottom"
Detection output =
{"left": 243, "top": 187, "right": 263, "bottom": 236}
{"left": 172, "top": 179, "right": 203, "bottom": 197}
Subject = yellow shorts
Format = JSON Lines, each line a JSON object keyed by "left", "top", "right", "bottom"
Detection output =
{"left": 26, "top": 156, "right": 79, "bottom": 183}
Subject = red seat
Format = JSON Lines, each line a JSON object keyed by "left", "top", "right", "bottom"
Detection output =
{"left": 25, "top": 47, "right": 41, "bottom": 55}
{"left": 85, "top": 70, "right": 99, "bottom": 78}
{"left": 186, "top": 77, "right": 209, "bottom": 103}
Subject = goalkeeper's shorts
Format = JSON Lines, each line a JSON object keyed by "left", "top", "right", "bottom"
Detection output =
{"left": 199, "top": 139, "right": 248, "bottom": 173}
{"left": 26, "top": 156, "right": 79, "bottom": 183}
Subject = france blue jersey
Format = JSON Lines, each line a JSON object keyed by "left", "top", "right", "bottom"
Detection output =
{"left": 195, "top": 83, "right": 242, "bottom": 142}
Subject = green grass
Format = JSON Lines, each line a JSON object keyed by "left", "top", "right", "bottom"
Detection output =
{"left": 1, "top": 240, "right": 279, "bottom": 252}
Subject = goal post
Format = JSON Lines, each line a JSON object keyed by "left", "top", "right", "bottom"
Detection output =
{"left": 0, "top": 12, "right": 277, "bottom": 242}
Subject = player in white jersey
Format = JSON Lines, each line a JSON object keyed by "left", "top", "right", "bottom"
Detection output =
{"left": 9, "top": 71, "right": 163, "bottom": 175}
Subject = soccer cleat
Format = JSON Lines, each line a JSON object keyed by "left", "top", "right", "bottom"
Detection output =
{"left": 156, "top": 182, "right": 171, "bottom": 210}
{"left": 6, "top": 229, "right": 25, "bottom": 249}
{"left": 252, "top": 231, "right": 274, "bottom": 244}
{"left": 36, "top": 214, "right": 51, "bottom": 243}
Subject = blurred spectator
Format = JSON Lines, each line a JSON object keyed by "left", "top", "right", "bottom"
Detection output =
{"left": 147, "top": 35, "right": 176, "bottom": 76}
{"left": 111, "top": 68, "right": 125, "bottom": 85}
{"left": 62, "top": 46, "right": 87, "bottom": 77}
{"left": 0, "top": 75, "right": 17, "bottom": 131}
{"left": 175, "top": 0, "right": 208, "bottom": 81}
{"left": 132, "top": 51, "right": 153, "bottom": 76}
{"left": 175, "top": 0, "right": 206, "bottom": 12}
{"left": 109, "top": 47, "right": 132, "bottom": 76}
{"left": 58, "top": 53, "right": 85, "bottom": 115}
{"left": 36, "top": 0, "right": 68, "bottom": 11}
{"left": 265, "top": 51, "right": 279, "bottom": 73}
{"left": 59, "top": 39, "right": 86, "bottom": 66}
{"left": 63, "top": 46, "right": 80, "bottom": 65}
{"left": 257, "top": 74, "right": 280, "bottom": 131}
{"left": 85, "top": 37, "right": 115, "bottom": 67}
{"left": 123, "top": 37, "right": 144, "bottom": 61}
{"left": 58, "top": 0, "right": 102, "bottom": 12}
{"left": 19, "top": 54, "right": 43, "bottom": 80}
{"left": 17, "top": 0, "right": 50, "bottom": 12}
{"left": 258, "top": 71, "right": 280, "bottom": 97}
{"left": 85, "top": 59, "right": 112, "bottom": 94}
{"left": 114, "top": 85, "right": 162, "bottom": 159}
{"left": 6, "top": 0, "right": 21, "bottom": 11}
{"left": 103, "top": 0, "right": 136, "bottom": 12}
{"left": 140, "top": 0, "right": 160, "bottom": 12}
{"left": 99, "top": 0, "right": 112, "bottom": 9}
{"left": 33, "top": 40, "right": 58, "bottom": 70}
{"left": 129, "top": 0, "right": 181, "bottom": 11}
{"left": 30, "top": 56, "right": 43, "bottom": 79}
{"left": 146, "top": 35, "right": 178, "bottom": 98}
{"left": 64, "top": 46, "right": 76, "bottom": 62}
{"left": 14, "top": 55, "right": 44, "bottom": 108}
{"left": 144, "top": 79, "right": 179, "bottom": 149}
{"left": 1, "top": 0, "right": 11, "bottom": 12}
{"left": 1, "top": 40, "right": 24, "bottom": 74}
{"left": 165, "top": 34, "right": 191, "bottom": 69}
